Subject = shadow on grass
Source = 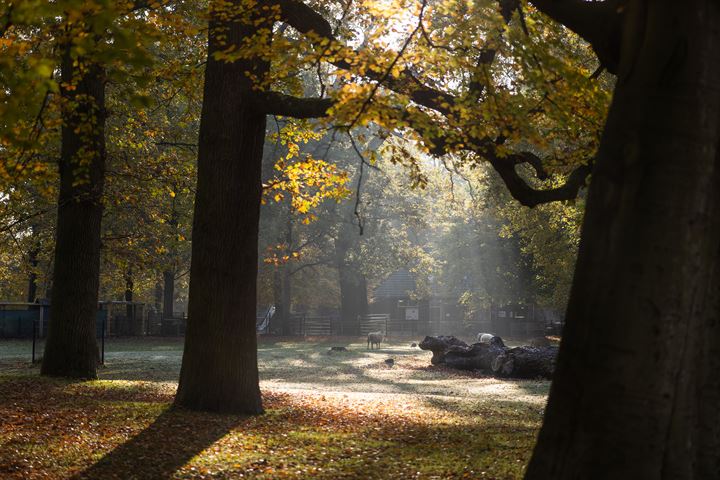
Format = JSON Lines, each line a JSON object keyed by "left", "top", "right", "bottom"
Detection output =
{"left": 73, "top": 407, "right": 241, "bottom": 480}
{"left": 0, "top": 376, "right": 541, "bottom": 479}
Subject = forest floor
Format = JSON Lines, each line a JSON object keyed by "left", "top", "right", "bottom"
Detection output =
{"left": 0, "top": 337, "right": 549, "bottom": 479}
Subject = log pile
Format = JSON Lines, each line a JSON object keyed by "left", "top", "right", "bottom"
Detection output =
{"left": 418, "top": 335, "right": 558, "bottom": 379}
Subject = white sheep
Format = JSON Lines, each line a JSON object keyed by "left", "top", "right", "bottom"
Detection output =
{"left": 367, "top": 331, "right": 384, "bottom": 350}
{"left": 477, "top": 333, "right": 495, "bottom": 343}
{"left": 476, "top": 333, "right": 505, "bottom": 347}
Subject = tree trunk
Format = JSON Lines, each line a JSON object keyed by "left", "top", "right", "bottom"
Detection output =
{"left": 154, "top": 281, "right": 162, "bottom": 313}
{"left": 526, "top": 3, "right": 720, "bottom": 478}
{"left": 334, "top": 206, "right": 368, "bottom": 335}
{"left": 41, "top": 50, "right": 105, "bottom": 379}
{"left": 162, "top": 270, "right": 174, "bottom": 319}
{"left": 26, "top": 228, "right": 39, "bottom": 303}
{"left": 125, "top": 268, "right": 138, "bottom": 334}
{"left": 175, "top": 4, "right": 269, "bottom": 414}
{"left": 273, "top": 211, "right": 293, "bottom": 335}
{"left": 338, "top": 265, "right": 368, "bottom": 335}
{"left": 163, "top": 193, "right": 179, "bottom": 320}
{"left": 281, "top": 266, "right": 291, "bottom": 333}
{"left": 272, "top": 265, "right": 292, "bottom": 335}
{"left": 125, "top": 268, "right": 135, "bottom": 306}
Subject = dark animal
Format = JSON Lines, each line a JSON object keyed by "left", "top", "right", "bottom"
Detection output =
{"left": 367, "top": 331, "right": 384, "bottom": 350}
{"left": 327, "top": 346, "right": 348, "bottom": 355}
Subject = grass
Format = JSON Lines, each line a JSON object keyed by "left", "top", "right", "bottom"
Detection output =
{"left": 0, "top": 337, "right": 549, "bottom": 479}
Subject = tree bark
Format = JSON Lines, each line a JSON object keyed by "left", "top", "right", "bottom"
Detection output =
{"left": 124, "top": 268, "right": 142, "bottom": 335}
{"left": 281, "top": 265, "right": 291, "bottom": 333}
{"left": 272, "top": 210, "right": 293, "bottom": 335}
{"left": 526, "top": 3, "right": 720, "bottom": 478}
{"left": 338, "top": 265, "right": 368, "bottom": 335}
{"left": 334, "top": 227, "right": 368, "bottom": 335}
{"left": 26, "top": 228, "right": 39, "bottom": 303}
{"left": 175, "top": 3, "right": 269, "bottom": 414}
{"left": 163, "top": 194, "right": 179, "bottom": 319}
{"left": 41, "top": 49, "right": 105, "bottom": 379}
{"left": 162, "top": 269, "right": 174, "bottom": 319}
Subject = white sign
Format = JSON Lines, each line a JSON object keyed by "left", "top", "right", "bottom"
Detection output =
{"left": 405, "top": 307, "right": 419, "bottom": 321}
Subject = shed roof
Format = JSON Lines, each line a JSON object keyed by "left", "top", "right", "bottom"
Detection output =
{"left": 373, "top": 269, "right": 417, "bottom": 298}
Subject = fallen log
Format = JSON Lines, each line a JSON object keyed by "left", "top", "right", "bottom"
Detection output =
{"left": 443, "top": 342, "right": 506, "bottom": 371}
{"left": 418, "top": 336, "right": 469, "bottom": 365}
{"left": 419, "top": 335, "right": 558, "bottom": 379}
{"left": 491, "top": 346, "right": 558, "bottom": 379}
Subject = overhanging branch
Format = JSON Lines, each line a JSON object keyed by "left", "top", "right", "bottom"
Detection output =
{"left": 271, "top": 0, "right": 594, "bottom": 206}
{"left": 254, "top": 92, "right": 333, "bottom": 118}
{"left": 275, "top": 0, "right": 453, "bottom": 115}
{"left": 488, "top": 152, "right": 591, "bottom": 207}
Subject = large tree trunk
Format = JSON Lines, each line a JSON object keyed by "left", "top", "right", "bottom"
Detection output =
{"left": 526, "top": 3, "right": 720, "bottom": 478}
{"left": 335, "top": 228, "right": 368, "bottom": 336}
{"left": 273, "top": 211, "right": 293, "bottom": 335}
{"left": 162, "top": 269, "right": 174, "bottom": 319}
{"left": 281, "top": 267, "right": 291, "bottom": 332}
{"left": 41, "top": 50, "right": 105, "bottom": 379}
{"left": 175, "top": 4, "right": 268, "bottom": 414}
{"left": 26, "top": 229, "right": 39, "bottom": 303}
{"left": 337, "top": 264, "right": 368, "bottom": 335}
{"left": 163, "top": 194, "right": 179, "bottom": 319}
{"left": 272, "top": 266, "right": 292, "bottom": 335}
{"left": 125, "top": 268, "right": 140, "bottom": 335}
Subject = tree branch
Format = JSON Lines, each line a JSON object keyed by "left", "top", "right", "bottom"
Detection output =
{"left": 254, "top": 91, "right": 334, "bottom": 118}
{"left": 488, "top": 153, "right": 591, "bottom": 207}
{"left": 273, "top": 0, "right": 593, "bottom": 207}
{"left": 289, "top": 260, "right": 330, "bottom": 276}
{"left": 275, "top": 0, "right": 453, "bottom": 115}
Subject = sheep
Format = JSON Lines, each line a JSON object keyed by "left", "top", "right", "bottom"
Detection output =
{"left": 477, "top": 333, "right": 495, "bottom": 343}
{"left": 367, "top": 331, "right": 384, "bottom": 350}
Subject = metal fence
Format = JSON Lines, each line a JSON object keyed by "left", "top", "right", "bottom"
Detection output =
{"left": 146, "top": 311, "right": 186, "bottom": 336}
{"left": 0, "top": 301, "right": 150, "bottom": 340}
{"left": 360, "top": 314, "right": 389, "bottom": 336}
